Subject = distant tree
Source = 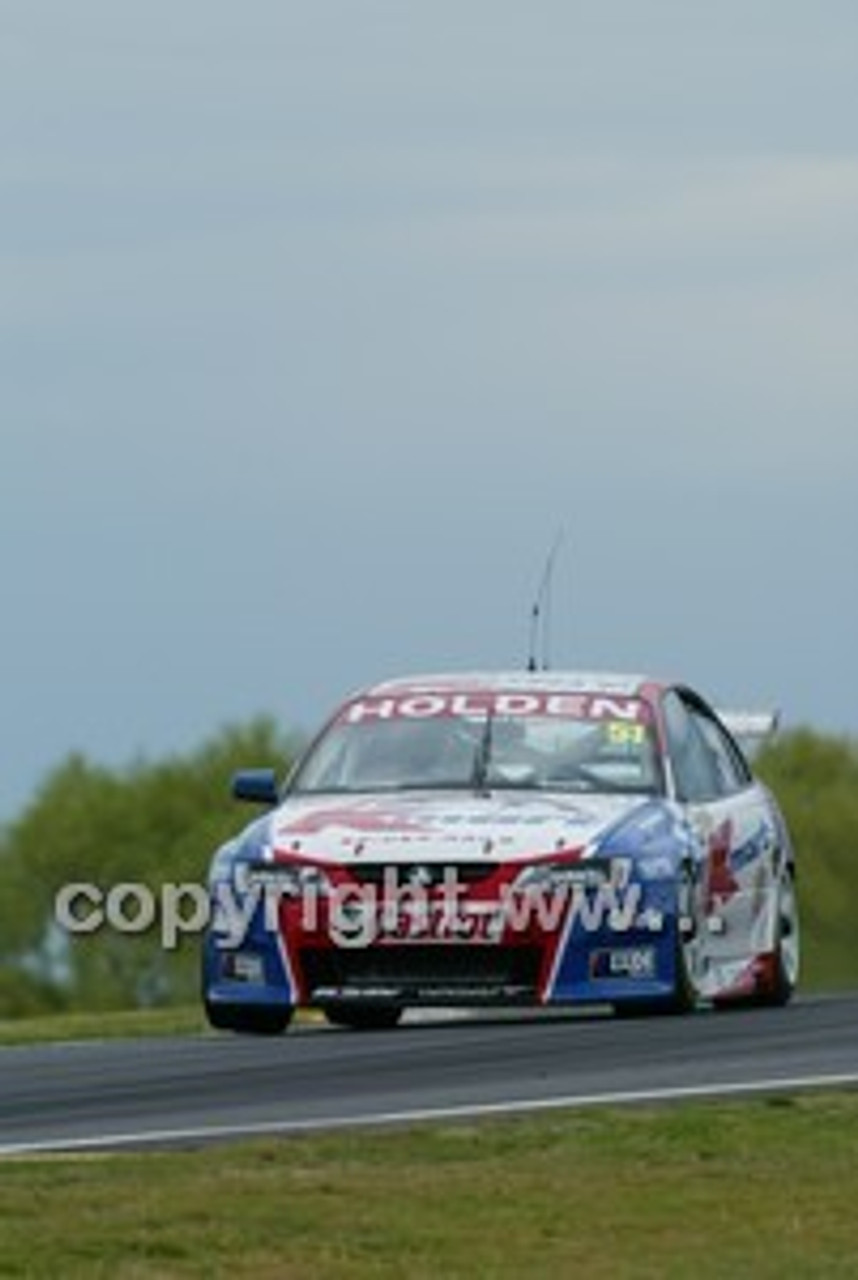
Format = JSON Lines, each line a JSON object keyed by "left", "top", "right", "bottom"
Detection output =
{"left": 754, "top": 729, "right": 858, "bottom": 990}
{"left": 0, "top": 718, "right": 301, "bottom": 1015}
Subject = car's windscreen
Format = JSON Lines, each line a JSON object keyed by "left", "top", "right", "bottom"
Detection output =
{"left": 290, "top": 695, "right": 662, "bottom": 796}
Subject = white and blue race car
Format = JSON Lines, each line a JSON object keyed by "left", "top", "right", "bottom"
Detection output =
{"left": 202, "top": 671, "right": 799, "bottom": 1032}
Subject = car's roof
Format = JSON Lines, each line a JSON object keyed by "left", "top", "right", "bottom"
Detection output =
{"left": 360, "top": 670, "right": 659, "bottom": 700}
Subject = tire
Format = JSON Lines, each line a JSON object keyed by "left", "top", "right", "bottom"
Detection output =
{"left": 752, "top": 864, "right": 800, "bottom": 1008}
{"left": 612, "top": 939, "right": 695, "bottom": 1018}
{"left": 661, "top": 926, "right": 698, "bottom": 1014}
{"left": 713, "top": 863, "right": 800, "bottom": 1011}
{"left": 205, "top": 1001, "right": 293, "bottom": 1035}
{"left": 613, "top": 865, "right": 697, "bottom": 1018}
{"left": 322, "top": 1003, "right": 404, "bottom": 1031}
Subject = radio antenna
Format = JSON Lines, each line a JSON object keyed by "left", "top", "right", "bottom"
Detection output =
{"left": 527, "top": 528, "right": 565, "bottom": 672}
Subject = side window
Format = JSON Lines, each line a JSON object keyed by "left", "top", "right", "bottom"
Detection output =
{"left": 661, "top": 691, "right": 721, "bottom": 803}
{"left": 693, "top": 710, "right": 752, "bottom": 795}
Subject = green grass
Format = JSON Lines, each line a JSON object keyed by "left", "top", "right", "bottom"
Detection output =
{"left": 0, "top": 1005, "right": 207, "bottom": 1046}
{"left": 0, "top": 1005, "right": 330, "bottom": 1046}
{"left": 2, "top": 1092, "right": 858, "bottom": 1278}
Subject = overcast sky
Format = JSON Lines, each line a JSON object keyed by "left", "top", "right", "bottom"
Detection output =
{"left": 2, "top": 3, "right": 856, "bottom": 819}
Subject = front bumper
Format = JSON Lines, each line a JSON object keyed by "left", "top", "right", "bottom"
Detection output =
{"left": 202, "top": 862, "right": 682, "bottom": 1010}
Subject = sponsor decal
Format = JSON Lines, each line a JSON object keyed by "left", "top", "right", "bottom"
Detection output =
{"left": 341, "top": 692, "right": 646, "bottom": 725}
{"left": 276, "top": 802, "right": 430, "bottom": 838}
{"left": 730, "top": 820, "right": 775, "bottom": 873}
{"left": 590, "top": 947, "right": 657, "bottom": 980}
{"left": 271, "top": 795, "right": 626, "bottom": 850}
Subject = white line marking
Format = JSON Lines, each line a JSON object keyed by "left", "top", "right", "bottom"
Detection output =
{"left": 3, "top": 1070, "right": 858, "bottom": 1156}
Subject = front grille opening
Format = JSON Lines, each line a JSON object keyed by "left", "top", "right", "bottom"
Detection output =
{"left": 299, "top": 944, "right": 542, "bottom": 1004}
{"left": 345, "top": 863, "right": 499, "bottom": 888}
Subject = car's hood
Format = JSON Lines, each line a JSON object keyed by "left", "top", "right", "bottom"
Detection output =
{"left": 263, "top": 790, "right": 651, "bottom": 865}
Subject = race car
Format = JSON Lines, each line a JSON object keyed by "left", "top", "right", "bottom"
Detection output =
{"left": 201, "top": 670, "right": 800, "bottom": 1032}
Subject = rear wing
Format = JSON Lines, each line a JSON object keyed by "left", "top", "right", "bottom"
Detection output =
{"left": 717, "top": 709, "right": 780, "bottom": 759}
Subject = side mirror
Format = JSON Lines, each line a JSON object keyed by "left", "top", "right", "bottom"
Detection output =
{"left": 231, "top": 769, "right": 280, "bottom": 805}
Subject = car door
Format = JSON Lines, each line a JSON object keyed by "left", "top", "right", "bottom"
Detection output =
{"left": 661, "top": 688, "right": 780, "bottom": 987}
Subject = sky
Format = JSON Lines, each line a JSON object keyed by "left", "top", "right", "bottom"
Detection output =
{"left": 2, "top": 2, "right": 856, "bottom": 820}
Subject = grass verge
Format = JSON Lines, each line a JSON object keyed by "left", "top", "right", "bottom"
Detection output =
{"left": 2, "top": 1092, "right": 858, "bottom": 1278}
{"left": 0, "top": 1005, "right": 206, "bottom": 1046}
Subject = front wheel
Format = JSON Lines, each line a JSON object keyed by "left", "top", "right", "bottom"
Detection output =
{"left": 613, "top": 866, "right": 698, "bottom": 1018}
{"left": 612, "top": 936, "right": 696, "bottom": 1018}
{"left": 713, "top": 864, "right": 800, "bottom": 1011}
{"left": 761, "top": 865, "right": 800, "bottom": 1006}
{"left": 205, "top": 1001, "right": 293, "bottom": 1035}
{"left": 322, "top": 1003, "right": 404, "bottom": 1031}
{"left": 752, "top": 864, "right": 800, "bottom": 1007}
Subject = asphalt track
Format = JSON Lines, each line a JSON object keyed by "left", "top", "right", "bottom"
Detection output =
{"left": 1, "top": 994, "right": 857, "bottom": 1155}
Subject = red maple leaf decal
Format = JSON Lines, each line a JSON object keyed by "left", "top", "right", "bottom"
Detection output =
{"left": 704, "top": 819, "right": 740, "bottom": 911}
